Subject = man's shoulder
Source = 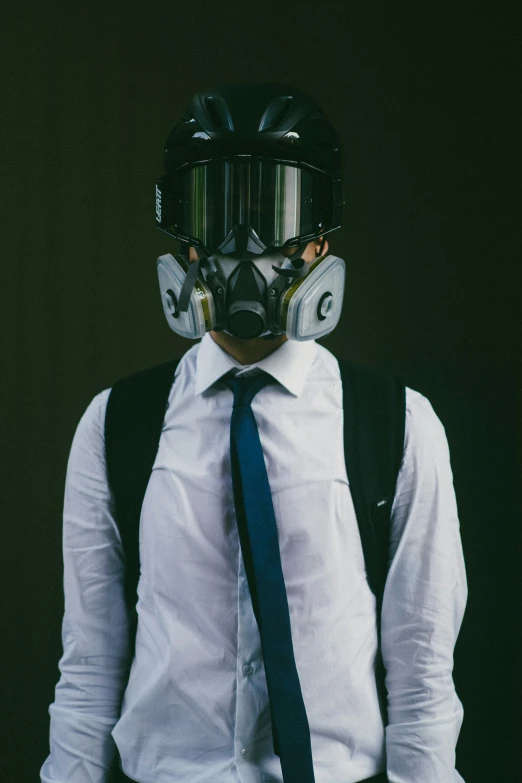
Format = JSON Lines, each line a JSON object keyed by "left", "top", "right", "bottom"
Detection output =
{"left": 312, "top": 342, "right": 343, "bottom": 379}
{"left": 318, "top": 346, "right": 409, "bottom": 393}
{"left": 405, "top": 385, "right": 436, "bottom": 413}
{"left": 403, "top": 386, "right": 450, "bottom": 463}
{"left": 107, "top": 342, "right": 199, "bottom": 389}
{"left": 314, "top": 350, "right": 445, "bottom": 439}
{"left": 75, "top": 344, "right": 199, "bottom": 448}
{"left": 68, "top": 387, "right": 112, "bottom": 463}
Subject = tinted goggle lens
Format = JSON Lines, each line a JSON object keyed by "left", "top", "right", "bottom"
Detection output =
{"left": 161, "top": 159, "right": 329, "bottom": 249}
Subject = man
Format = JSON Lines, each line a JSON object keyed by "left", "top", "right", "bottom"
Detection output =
{"left": 41, "top": 82, "right": 467, "bottom": 783}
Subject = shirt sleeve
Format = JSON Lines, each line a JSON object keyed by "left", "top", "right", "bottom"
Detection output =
{"left": 40, "top": 389, "right": 131, "bottom": 783}
{"left": 381, "top": 388, "right": 467, "bottom": 783}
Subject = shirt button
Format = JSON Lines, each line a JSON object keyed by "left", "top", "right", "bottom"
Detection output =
{"left": 240, "top": 748, "right": 249, "bottom": 758}
{"left": 242, "top": 663, "right": 254, "bottom": 675}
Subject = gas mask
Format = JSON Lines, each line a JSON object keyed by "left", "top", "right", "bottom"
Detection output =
{"left": 157, "top": 224, "right": 346, "bottom": 341}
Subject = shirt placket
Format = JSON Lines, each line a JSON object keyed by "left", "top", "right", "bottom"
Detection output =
{"left": 234, "top": 547, "right": 267, "bottom": 782}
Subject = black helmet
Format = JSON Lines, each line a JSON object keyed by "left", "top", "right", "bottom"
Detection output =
{"left": 155, "top": 82, "right": 344, "bottom": 252}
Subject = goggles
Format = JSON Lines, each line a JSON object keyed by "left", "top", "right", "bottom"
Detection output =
{"left": 156, "top": 157, "right": 341, "bottom": 251}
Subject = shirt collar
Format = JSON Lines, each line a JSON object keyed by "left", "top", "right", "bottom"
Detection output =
{"left": 195, "top": 332, "right": 317, "bottom": 397}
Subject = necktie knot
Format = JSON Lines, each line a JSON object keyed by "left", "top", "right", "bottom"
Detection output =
{"left": 224, "top": 370, "right": 275, "bottom": 408}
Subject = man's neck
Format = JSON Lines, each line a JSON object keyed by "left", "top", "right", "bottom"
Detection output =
{"left": 210, "top": 330, "right": 288, "bottom": 365}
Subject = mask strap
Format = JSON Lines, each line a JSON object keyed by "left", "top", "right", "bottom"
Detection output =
{"left": 174, "top": 243, "right": 214, "bottom": 316}
{"left": 175, "top": 255, "right": 202, "bottom": 316}
{"left": 271, "top": 240, "right": 311, "bottom": 281}
{"left": 287, "top": 241, "right": 310, "bottom": 260}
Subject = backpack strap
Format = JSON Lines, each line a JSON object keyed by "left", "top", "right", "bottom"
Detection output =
{"left": 338, "top": 358, "right": 406, "bottom": 725}
{"left": 104, "top": 357, "right": 181, "bottom": 646}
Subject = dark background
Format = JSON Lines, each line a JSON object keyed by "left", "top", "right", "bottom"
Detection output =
{"left": 2, "top": 1, "right": 520, "bottom": 781}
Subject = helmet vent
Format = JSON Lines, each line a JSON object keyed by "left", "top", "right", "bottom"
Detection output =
{"left": 204, "top": 96, "right": 234, "bottom": 131}
{"left": 258, "top": 96, "right": 293, "bottom": 132}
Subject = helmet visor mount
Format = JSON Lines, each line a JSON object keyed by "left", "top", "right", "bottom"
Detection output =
{"left": 157, "top": 158, "right": 338, "bottom": 251}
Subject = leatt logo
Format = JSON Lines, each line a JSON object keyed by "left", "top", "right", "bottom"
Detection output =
{"left": 155, "top": 185, "right": 162, "bottom": 222}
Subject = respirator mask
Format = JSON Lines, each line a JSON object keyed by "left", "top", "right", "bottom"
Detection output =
{"left": 156, "top": 158, "right": 345, "bottom": 341}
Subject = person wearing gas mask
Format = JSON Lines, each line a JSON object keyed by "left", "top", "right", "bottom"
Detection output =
{"left": 41, "top": 83, "right": 467, "bottom": 783}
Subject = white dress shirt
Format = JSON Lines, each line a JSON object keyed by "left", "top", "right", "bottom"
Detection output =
{"left": 41, "top": 333, "right": 467, "bottom": 783}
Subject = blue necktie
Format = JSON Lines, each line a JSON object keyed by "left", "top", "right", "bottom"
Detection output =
{"left": 224, "top": 370, "right": 316, "bottom": 783}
